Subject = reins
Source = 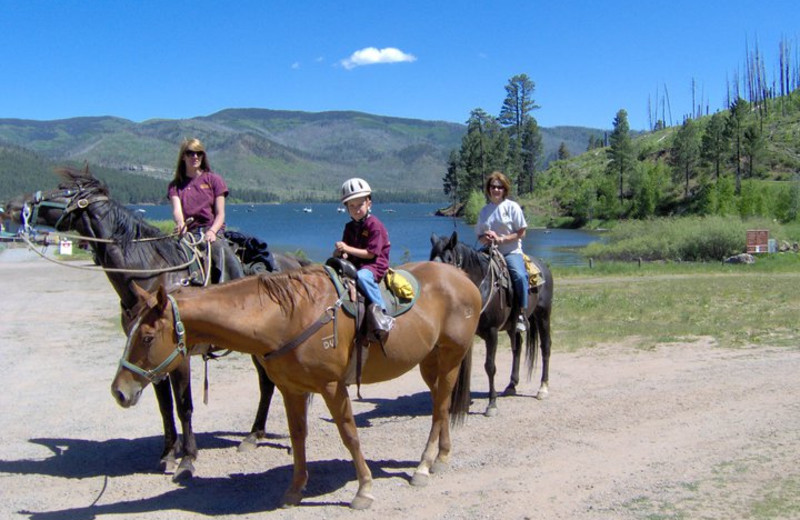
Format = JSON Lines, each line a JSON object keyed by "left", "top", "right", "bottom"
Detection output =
{"left": 18, "top": 185, "right": 208, "bottom": 277}
{"left": 449, "top": 241, "right": 497, "bottom": 315}
{"left": 18, "top": 232, "right": 204, "bottom": 275}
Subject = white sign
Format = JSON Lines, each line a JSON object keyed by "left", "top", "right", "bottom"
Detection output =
{"left": 59, "top": 240, "right": 73, "bottom": 255}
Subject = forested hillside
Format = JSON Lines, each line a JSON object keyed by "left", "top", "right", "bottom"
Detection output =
{"left": 0, "top": 108, "right": 602, "bottom": 204}
{"left": 528, "top": 92, "right": 800, "bottom": 226}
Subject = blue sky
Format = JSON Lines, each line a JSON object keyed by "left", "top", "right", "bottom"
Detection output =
{"left": 1, "top": 0, "right": 798, "bottom": 131}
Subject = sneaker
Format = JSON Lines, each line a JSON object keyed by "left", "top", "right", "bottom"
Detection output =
{"left": 516, "top": 315, "right": 527, "bottom": 332}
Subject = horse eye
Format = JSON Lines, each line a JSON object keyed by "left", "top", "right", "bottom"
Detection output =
{"left": 143, "top": 335, "right": 154, "bottom": 346}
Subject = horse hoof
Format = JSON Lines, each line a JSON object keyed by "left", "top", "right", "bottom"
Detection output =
{"left": 536, "top": 389, "right": 549, "bottom": 400}
{"left": 411, "top": 472, "right": 430, "bottom": 487}
{"left": 484, "top": 406, "right": 498, "bottom": 418}
{"left": 281, "top": 491, "right": 303, "bottom": 508}
{"left": 502, "top": 386, "right": 517, "bottom": 397}
{"left": 160, "top": 456, "right": 177, "bottom": 474}
{"left": 350, "top": 494, "right": 374, "bottom": 510}
{"left": 431, "top": 460, "right": 449, "bottom": 474}
{"left": 172, "top": 461, "right": 196, "bottom": 482}
{"left": 238, "top": 433, "right": 259, "bottom": 452}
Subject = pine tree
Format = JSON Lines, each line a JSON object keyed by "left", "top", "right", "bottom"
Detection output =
{"left": 520, "top": 118, "right": 543, "bottom": 194}
{"left": 558, "top": 142, "right": 570, "bottom": 160}
{"left": 742, "top": 123, "right": 765, "bottom": 179}
{"left": 701, "top": 111, "right": 728, "bottom": 181}
{"left": 671, "top": 118, "right": 701, "bottom": 199}
{"left": 725, "top": 97, "right": 750, "bottom": 194}
{"left": 498, "top": 74, "right": 540, "bottom": 192}
{"left": 606, "top": 109, "right": 634, "bottom": 207}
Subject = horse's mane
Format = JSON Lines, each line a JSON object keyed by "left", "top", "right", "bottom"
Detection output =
{"left": 454, "top": 241, "right": 489, "bottom": 273}
{"left": 54, "top": 166, "right": 184, "bottom": 264}
{"left": 257, "top": 264, "right": 326, "bottom": 313}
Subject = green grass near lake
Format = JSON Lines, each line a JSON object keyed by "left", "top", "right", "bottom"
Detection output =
{"left": 550, "top": 254, "right": 800, "bottom": 352}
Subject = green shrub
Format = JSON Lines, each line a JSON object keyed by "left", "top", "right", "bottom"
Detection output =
{"left": 462, "top": 190, "right": 485, "bottom": 225}
{"left": 582, "top": 216, "right": 787, "bottom": 261}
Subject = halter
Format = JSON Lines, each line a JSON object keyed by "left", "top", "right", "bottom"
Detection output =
{"left": 119, "top": 294, "right": 187, "bottom": 383}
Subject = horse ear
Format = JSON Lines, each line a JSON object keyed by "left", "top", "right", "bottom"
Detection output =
{"left": 430, "top": 233, "right": 438, "bottom": 246}
{"left": 448, "top": 231, "right": 459, "bottom": 247}
{"left": 132, "top": 282, "right": 150, "bottom": 302}
{"left": 156, "top": 285, "right": 169, "bottom": 309}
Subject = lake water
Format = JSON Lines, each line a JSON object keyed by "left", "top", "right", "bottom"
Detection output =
{"left": 130, "top": 202, "right": 602, "bottom": 267}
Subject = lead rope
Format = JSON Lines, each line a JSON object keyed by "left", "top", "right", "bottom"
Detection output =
{"left": 204, "top": 359, "right": 210, "bottom": 404}
{"left": 18, "top": 233, "right": 200, "bottom": 274}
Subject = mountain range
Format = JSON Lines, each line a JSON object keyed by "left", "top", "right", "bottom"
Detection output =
{"left": 0, "top": 109, "right": 604, "bottom": 203}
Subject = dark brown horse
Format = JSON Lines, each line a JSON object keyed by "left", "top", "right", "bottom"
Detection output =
{"left": 430, "top": 231, "right": 553, "bottom": 416}
{"left": 2, "top": 166, "right": 306, "bottom": 480}
{"left": 112, "top": 262, "right": 481, "bottom": 509}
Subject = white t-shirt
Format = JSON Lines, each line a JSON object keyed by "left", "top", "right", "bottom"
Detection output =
{"left": 476, "top": 198, "right": 527, "bottom": 255}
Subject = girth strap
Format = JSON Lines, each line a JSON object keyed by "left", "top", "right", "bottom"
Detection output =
{"left": 261, "top": 298, "right": 344, "bottom": 361}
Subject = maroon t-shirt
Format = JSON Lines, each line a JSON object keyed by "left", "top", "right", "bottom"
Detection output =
{"left": 167, "top": 171, "right": 229, "bottom": 231}
{"left": 342, "top": 213, "right": 391, "bottom": 281}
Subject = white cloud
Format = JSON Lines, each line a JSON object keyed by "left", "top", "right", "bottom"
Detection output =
{"left": 340, "top": 47, "right": 416, "bottom": 70}
{"left": 291, "top": 62, "right": 301, "bottom": 69}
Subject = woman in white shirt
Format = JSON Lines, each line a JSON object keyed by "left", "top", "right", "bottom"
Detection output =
{"left": 476, "top": 171, "right": 529, "bottom": 332}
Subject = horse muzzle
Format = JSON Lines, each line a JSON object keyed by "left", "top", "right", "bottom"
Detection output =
{"left": 111, "top": 370, "right": 144, "bottom": 408}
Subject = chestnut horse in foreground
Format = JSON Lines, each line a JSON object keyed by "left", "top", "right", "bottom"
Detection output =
{"left": 112, "top": 262, "right": 481, "bottom": 509}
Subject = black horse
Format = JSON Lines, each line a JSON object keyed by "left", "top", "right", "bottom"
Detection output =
{"left": 430, "top": 231, "right": 553, "bottom": 416}
{"left": 2, "top": 166, "right": 306, "bottom": 479}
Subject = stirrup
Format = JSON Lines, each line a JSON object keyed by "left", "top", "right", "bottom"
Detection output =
{"left": 516, "top": 315, "right": 527, "bottom": 332}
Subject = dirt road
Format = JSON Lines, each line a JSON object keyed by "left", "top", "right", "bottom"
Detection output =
{"left": 1, "top": 247, "right": 799, "bottom": 519}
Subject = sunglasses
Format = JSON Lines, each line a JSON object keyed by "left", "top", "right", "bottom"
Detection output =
{"left": 489, "top": 184, "right": 505, "bottom": 190}
{"left": 185, "top": 150, "right": 204, "bottom": 158}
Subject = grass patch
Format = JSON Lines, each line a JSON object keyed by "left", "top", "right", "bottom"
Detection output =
{"left": 621, "top": 458, "right": 800, "bottom": 520}
{"left": 549, "top": 258, "right": 800, "bottom": 351}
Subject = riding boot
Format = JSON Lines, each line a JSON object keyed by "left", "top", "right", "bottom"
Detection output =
{"left": 368, "top": 304, "right": 395, "bottom": 342}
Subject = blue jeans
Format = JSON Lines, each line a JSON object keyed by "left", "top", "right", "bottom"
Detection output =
{"left": 357, "top": 269, "right": 387, "bottom": 311}
{"left": 504, "top": 252, "right": 529, "bottom": 311}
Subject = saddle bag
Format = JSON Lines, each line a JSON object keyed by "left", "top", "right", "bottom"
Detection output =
{"left": 385, "top": 268, "right": 414, "bottom": 300}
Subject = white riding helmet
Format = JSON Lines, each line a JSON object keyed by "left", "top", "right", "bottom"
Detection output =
{"left": 340, "top": 177, "right": 372, "bottom": 203}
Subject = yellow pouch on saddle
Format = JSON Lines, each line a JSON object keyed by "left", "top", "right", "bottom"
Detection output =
{"left": 385, "top": 268, "right": 415, "bottom": 300}
{"left": 523, "top": 253, "right": 544, "bottom": 288}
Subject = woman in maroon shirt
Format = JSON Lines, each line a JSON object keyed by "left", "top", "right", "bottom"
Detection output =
{"left": 167, "top": 138, "right": 243, "bottom": 281}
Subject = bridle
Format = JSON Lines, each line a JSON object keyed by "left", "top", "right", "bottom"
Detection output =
{"left": 119, "top": 294, "right": 187, "bottom": 384}
{"left": 21, "top": 184, "right": 110, "bottom": 238}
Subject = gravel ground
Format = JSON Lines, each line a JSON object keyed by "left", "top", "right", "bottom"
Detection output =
{"left": 1, "top": 247, "right": 799, "bottom": 520}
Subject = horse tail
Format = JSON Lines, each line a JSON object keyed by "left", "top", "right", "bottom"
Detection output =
{"left": 525, "top": 321, "right": 538, "bottom": 382}
{"left": 449, "top": 344, "right": 473, "bottom": 427}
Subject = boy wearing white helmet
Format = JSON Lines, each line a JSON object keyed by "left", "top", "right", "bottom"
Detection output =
{"left": 333, "top": 178, "right": 395, "bottom": 337}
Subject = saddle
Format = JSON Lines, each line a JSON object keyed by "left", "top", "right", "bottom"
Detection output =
{"left": 482, "top": 247, "right": 546, "bottom": 311}
{"left": 224, "top": 230, "right": 279, "bottom": 274}
{"left": 324, "top": 257, "right": 419, "bottom": 395}
{"left": 177, "top": 231, "right": 278, "bottom": 285}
